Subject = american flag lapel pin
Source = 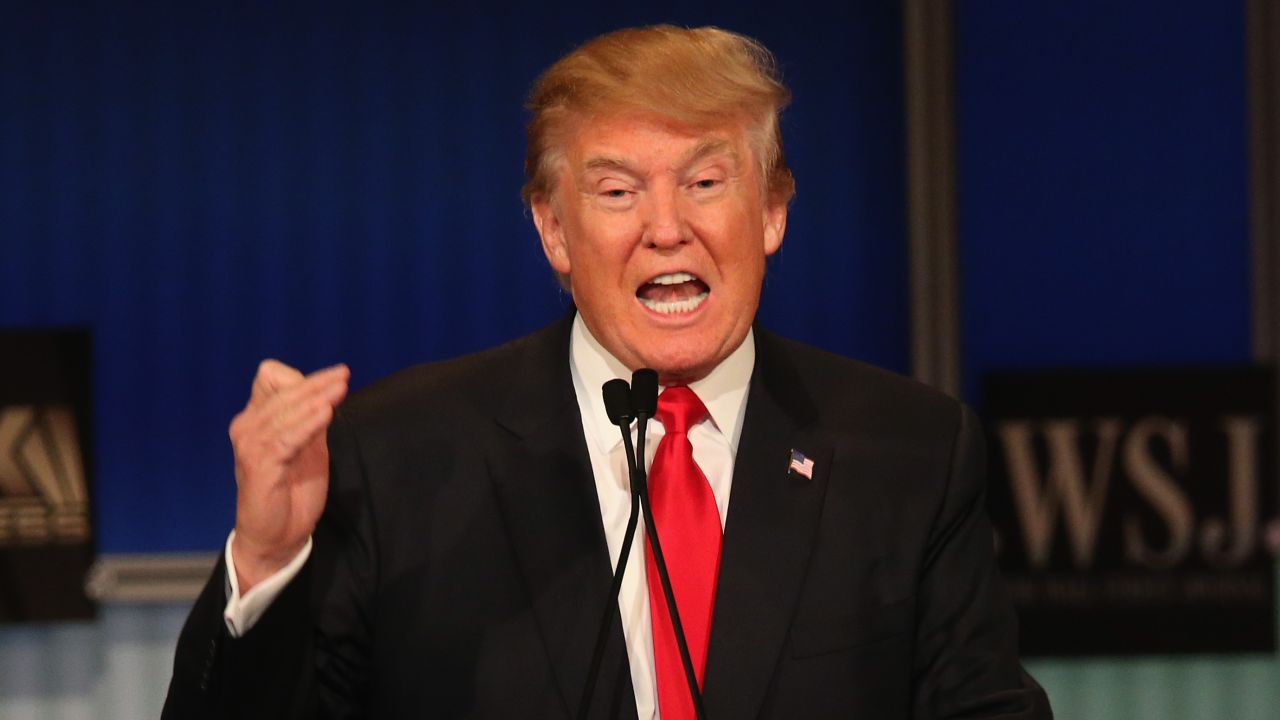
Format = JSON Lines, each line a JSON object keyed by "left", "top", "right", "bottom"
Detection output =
{"left": 788, "top": 449, "right": 814, "bottom": 480}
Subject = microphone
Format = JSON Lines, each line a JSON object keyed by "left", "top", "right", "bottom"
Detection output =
{"left": 579, "top": 371, "right": 707, "bottom": 720}
{"left": 630, "top": 369, "right": 658, "bottom": 421}
{"left": 630, "top": 369, "right": 707, "bottom": 720}
{"left": 602, "top": 378, "right": 634, "bottom": 427}
{"left": 579, "top": 378, "right": 644, "bottom": 720}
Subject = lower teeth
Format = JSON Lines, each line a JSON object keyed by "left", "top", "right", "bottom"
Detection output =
{"left": 639, "top": 292, "right": 708, "bottom": 314}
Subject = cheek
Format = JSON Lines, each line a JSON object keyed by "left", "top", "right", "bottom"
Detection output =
{"left": 572, "top": 220, "right": 638, "bottom": 270}
{"left": 704, "top": 218, "right": 767, "bottom": 274}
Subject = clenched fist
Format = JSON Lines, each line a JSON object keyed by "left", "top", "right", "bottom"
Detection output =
{"left": 228, "top": 360, "right": 350, "bottom": 594}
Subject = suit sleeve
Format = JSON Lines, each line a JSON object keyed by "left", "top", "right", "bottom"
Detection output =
{"left": 161, "top": 409, "right": 378, "bottom": 719}
{"left": 911, "top": 404, "right": 1053, "bottom": 719}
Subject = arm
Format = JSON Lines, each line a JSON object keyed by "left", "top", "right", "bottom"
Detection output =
{"left": 163, "top": 361, "right": 374, "bottom": 719}
{"left": 162, "top": 550, "right": 316, "bottom": 720}
{"left": 911, "top": 404, "right": 1052, "bottom": 719}
{"left": 224, "top": 532, "right": 312, "bottom": 637}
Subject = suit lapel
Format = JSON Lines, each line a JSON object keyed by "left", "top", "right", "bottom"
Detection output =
{"left": 488, "top": 314, "right": 637, "bottom": 720}
{"left": 702, "top": 328, "right": 832, "bottom": 719}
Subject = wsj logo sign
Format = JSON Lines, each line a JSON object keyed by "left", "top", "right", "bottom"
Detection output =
{"left": 0, "top": 405, "right": 90, "bottom": 546}
{"left": 985, "top": 369, "right": 1275, "bottom": 656}
{"left": 1001, "top": 415, "right": 1268, "bottom": 570}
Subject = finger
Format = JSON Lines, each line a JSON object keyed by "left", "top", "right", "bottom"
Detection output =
{"left": 266, "top": 374, "right": 349, "bottom": 431}
{"left": 250, "top": 361, "right": 347, "bottom": 406}
{"left": 272, "top": 401, "right": 335, "bottom": 464}
{"left": 244, "top": 368, "right": 347, "bottom": 442}
{"left": 237, "top": 364, "right": 348, "bottom": 441}
{"left": 240, "top": 397, "right": 336, "bottom": 470}
{"left": 268, "top": 364, "right": 349, "bottom": 411}
{"left": 250, "top": 359, "right": 306, "bottom": 404}
{"left": 307, "top": 363, "right": 350, "bottom": 385}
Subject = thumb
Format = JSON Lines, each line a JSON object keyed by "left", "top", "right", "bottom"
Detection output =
{"left": 250, "top": 359, "right": 306, "bottom": 404}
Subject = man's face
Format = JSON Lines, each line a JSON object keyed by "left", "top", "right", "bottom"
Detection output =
{"left": 532, "top": 113, "right": 787, "bottom": 385}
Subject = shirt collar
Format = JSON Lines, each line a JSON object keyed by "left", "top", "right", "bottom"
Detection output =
{"left": 569, "top": 314, "right": 754, "bottom": 456}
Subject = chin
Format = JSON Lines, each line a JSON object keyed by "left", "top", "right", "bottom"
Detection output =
{"left": 637, "top": 323, "right": 749, "bottom": 384}
{"left": 641, "top": 346, "right": 718, "bottom": 386}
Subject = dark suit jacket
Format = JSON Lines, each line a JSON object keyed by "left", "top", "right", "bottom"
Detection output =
{"left": 163, "top": 314, "right": 1051, "bottom": 719}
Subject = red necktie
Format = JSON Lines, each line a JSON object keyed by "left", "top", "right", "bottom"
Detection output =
{"left": 644, "top": 386, "right": 721, "bottom": 720}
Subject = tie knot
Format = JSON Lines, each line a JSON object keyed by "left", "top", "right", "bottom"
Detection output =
{"left": 655, "top": 386, "right": 708, "bottom": 434}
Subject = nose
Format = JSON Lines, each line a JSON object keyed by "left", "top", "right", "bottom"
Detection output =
{"left": 641, "top": 186, "right": 689, "bottom": 250}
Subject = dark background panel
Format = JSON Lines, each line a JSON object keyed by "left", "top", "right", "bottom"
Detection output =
{"left": 954, "top": 0, "right": 1252, "bottom": 406}
{"left": 0, "top": 1, "right": 910, "bottom": 553}
{"left": 982, "top": 368, "right": 1276, "bottom": 655}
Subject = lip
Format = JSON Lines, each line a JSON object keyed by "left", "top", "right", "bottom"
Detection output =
{"left": 640, "top": 269, "right": 702, "bottom": 286}
{"left": 633, "top": 269, "right": 712, "bottom": 322}
{"left": 633, "top": 288, "right": 712, "bottom": 327}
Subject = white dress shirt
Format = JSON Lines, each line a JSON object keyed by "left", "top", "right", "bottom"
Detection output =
{"left": 569, "top": 316, "right": 753, "bottom": 720}
{"left": 223, "top": 315, "right": 755, "bottom": 720}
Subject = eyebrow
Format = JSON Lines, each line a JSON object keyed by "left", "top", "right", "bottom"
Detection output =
{"left": 583, "top": 156, "right": 634, "bottom": 174}
{"left": 682, "top": 138, "right": 739, "bottom": 170}
{"left": 581, "top": 138, "right": 741, "bottom": 178}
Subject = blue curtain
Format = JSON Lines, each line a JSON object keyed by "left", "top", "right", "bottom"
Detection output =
{"left": 0, "top": 1, "right": 909, "bottom": 553}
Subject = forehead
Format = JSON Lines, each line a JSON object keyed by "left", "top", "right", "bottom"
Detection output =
{"left": 562, "top": 112, "right": 749, "bottom": 172}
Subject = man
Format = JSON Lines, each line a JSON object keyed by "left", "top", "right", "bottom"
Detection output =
{"left": 164, "top": 25, "right": 1052, "bottom": 719}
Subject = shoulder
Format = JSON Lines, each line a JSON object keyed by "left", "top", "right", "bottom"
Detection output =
{"left": 336, "top": 317, "right": 570, "bottom": 437}
{"left": 755, "top": 328, "right": 969, "bottom": 445}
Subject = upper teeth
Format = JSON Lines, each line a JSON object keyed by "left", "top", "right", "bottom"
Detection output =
{"left": 650, "top": 272, "right": 696, "bottom": 285}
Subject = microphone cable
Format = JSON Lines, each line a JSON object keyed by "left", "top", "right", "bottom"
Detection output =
{"left": 578, "top": 371, "right": 707, "bottom": 719}
{"left": 578, "top": 379, "right": 643, "bottom": 720}
{"left": 630, "top": 369, "right": 707, "bottom": 720}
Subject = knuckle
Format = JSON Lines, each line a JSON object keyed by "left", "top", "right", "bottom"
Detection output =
{"left": 228, "top": 414, "right": 246, "bottom": 441}
{"left": 272, "top": 433, "right": 294, "bottom": 457}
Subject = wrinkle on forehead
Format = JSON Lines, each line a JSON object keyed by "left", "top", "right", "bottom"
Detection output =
{"left": 579, "top": 137, "right": 742, "bottom": 178}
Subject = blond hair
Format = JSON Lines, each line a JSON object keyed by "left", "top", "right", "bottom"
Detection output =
{"left": 522, "top": 25, "right": 795, "bottom": 206}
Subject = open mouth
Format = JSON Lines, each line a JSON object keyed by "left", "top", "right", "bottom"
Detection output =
{"left": 636, "top": 271, "right": 710, "bottom": 315}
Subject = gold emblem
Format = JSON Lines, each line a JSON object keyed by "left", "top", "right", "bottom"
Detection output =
{"left": 0, "top": 405, "right": 90, "bottom": 546}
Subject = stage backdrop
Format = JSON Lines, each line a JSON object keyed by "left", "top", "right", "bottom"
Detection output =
{"left": 0, "top": 1, "right": 910, "bottom": 556}
{"left": 955, "top": 2, "right": 1278, "bottom": 718}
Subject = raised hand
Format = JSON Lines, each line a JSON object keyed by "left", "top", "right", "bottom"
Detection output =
{"left": 228, "top": 360, "right": 350, "bottom": 593}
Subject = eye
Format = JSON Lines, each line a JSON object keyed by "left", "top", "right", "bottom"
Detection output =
{"left": 688, "top": 175, "right": 726, "bottom": 196}
{"left": 595, "top": 184, "right": 637, "bottom": 209}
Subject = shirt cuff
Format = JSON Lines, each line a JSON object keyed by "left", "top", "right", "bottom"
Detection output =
{"left": 222, "top": 529, "right": 312, "bottom": 637}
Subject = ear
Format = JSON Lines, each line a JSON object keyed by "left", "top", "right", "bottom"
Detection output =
{"left": 532, "top": 195, "right": 572, "bottom": 275}
{"left": 762, "top": 200, "right": 787, "bottom": 256}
